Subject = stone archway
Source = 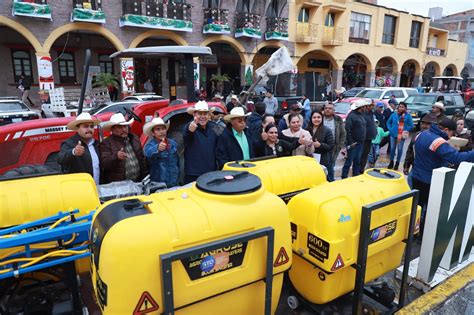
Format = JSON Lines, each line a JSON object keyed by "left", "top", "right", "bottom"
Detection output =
{"left": 342, "top": 54, "right": 371, "bottom": 88}
{"left": 375, "top": 57, "right": 398, "bottom": 87}
{"left": 400, "top": 59, "right": 421, "bottom": 87}
{"left": 443, "top": 64, "right": 458, "bottom": 76}
{"left": 422, "top": 61, "right": 441, "bottom": 87}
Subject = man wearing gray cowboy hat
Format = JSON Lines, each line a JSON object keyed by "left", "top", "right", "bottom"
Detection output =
{"left": 183, "top": 101, "right": 220, "bottom": 184}
{"left": 99, "top": 113, "right": 147, "bottom": 184}
{"left": 216, "top": 107, "right": 255, "bottom": 169}
{"left": 57, "top": 113, "right": 102, "bottom": 184}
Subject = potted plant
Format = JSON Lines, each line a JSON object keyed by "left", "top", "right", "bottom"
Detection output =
{"left": 210, "top": 73, "right": 230, "bottom": 94}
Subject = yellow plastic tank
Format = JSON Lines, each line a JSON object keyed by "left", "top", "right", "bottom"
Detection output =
{"left": 91, "top": 171, "right": 292, "bottom": 314}
{"left": 0, "top": 173, "right": 99, "bottom": 228}
{"left": 288, "top": 169, "right": 420, "bottom": 305}
{"left": 223, "top": 156, "right": 327, "bottom": 202}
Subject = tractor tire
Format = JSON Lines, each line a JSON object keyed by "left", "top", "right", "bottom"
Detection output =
{"left": 0, "top": 164, "right": 59, "bottom": 179}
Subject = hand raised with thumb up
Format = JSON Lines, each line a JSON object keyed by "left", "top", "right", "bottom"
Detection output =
{"left": 188, "top": 117, "right": 198, "bottom": 132}
{"left": 117, "top": 147, "right": 127, "bottom": 160}
{"left": 74, "top": 141, "right": 85, "bottom": 156}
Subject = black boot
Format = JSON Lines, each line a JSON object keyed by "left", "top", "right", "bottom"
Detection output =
{"left": 388, "top": 161, "right": 394, "bottom": 169}
{"left": 394, "top": 161, "right": 400, "bottom": 170}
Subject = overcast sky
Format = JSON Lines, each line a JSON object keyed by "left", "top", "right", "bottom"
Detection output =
{"left": 376, "top": 0, "right": 473, "bottom": 18}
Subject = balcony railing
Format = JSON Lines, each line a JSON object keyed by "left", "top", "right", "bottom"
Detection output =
{"left": 203, "top": 8, "right": 230, "bottom": 34}
{"left": 295, "top": 22, "right": 318, "bottom": 43}
{"left": 265, "top": 17, "right": 289, "bottom": 41}
{"left": 120, "top": 1, "right": 192, "bottom": 32}
{"left": 12, "top": 0, "right": 52, "bottom": 19}
{"left": 322, "top": 26, "right": 343, "bottom": 45}
{"left": 235, "top": 12, "right": 262, "bottom": 39}
{"left": 72, "top": 0, "right": 105, "bottom": 23}
{"left": 426, "top": 47, "right": 445, "bottom": 57}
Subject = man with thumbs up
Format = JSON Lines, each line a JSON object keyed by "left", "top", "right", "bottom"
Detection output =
{"left": 58, "top": 113, "right": 102, "bottom": 184}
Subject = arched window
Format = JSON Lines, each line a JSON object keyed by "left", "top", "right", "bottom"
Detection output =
{"left": 11, "top": 50, "right": 32, "bottom": 82}
{"left": 58, "top": 52, "right": 76, "bottom": 83}
{"left": 298, "top": 8, "right": 309, "bottom": 23}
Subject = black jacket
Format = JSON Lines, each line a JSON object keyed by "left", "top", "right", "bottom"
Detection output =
{"left": 309, "top": 126, "right": 335, "bottom": 168}
{"left": 247, "top": 112, "right": 264, "bottom": 155}
{"left": 382, "top": 108, "right": 394, "bottom": 130}
{"left": 364, "top": 111, "right": 377, "bottom": 141}
{"left": 216, "top": 127, "right": 255, "bottom": 169}
{"left": 345, "top": 110, "right": 366, "bottom": 145}
{"left": 57, "top": 134, "right": 100, "bottom": 181}
{"left": 262, "top": 139, "right": 299, "bottom": 157}
{"left": 374, "top": 111, "right": 386, "bottom": 130}
{"left": 183, "top": 121, "right": 219, "bottom": 176}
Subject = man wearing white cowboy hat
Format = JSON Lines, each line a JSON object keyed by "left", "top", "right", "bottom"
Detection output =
{"left": 341, "top": 99, "right": 368, "bottom": 178}
{"left": 216, "top": 107, "right": 255, "bottom": 169}
{"left": 226, "top": 94, "right": 245, "bottom": 113}
{"left": 183, "top": 101, "right": 219, "bottom": 184}
{"left": 99, "top": 113, "right": 147, "bottom": 183}
{"left": 58, "top": 113, "right": 101, "bottom": 184}
{"left": 431, "top": 101, "right": 448, "bottom": 124}
{"left": 143, "top": 117, "right": 179, "bottom": 188}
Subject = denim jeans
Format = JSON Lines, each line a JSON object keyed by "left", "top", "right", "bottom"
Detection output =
{"left": 389, "top": 136, "right": 405, "bottom": 162}
{"left": 368, "top": 144, "right": 380, "bottom": 164}
{"left": 327, "top": 158, "right": 335, "bottom": 182}
{"left": 341, "top": 142, "right": 364, "bottom": 178}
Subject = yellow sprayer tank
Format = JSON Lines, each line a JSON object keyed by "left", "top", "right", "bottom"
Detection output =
{"left": 223, "top": 156, "right": 327, "bottom": 202}
{"left": 288, "top": 169, "right": 420, "bottom": 305}
{"left": 0, "top": 173, "right": 99, "bottom": 228}
{"left": 90, "top": 171, "right": 292, "bottom": 314}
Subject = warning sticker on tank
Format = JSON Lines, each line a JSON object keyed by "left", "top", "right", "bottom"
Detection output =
{"left": 181, "top": 242, "right": 248, "bottom": 280}
{"left": 291, "top": 223, "right": 297, "bottom": 243}
{"left": 370, "top": 220, "right": 397, "bottom": 244}
{"left": 307, "top": 233, "right": 330, "bottom": 262}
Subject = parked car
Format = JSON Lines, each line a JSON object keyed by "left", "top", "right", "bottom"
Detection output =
{"left": 89, "top": 100, "right": 140, "bottom": 115}
{"left": 0, "top": 99, "right": 40, "bottom": 126}
{"left": 341, "top": 87, "right": 364, "bottom": 98}
{"left": 333, "top": 100, "right": 352, "bottom": 121}
{"left": 404, "top": 93, "right": 465, "bottom": 128}
{"left": 354, "top": 87, "right": 418, "bottom": 104}
{"left": 122, "top": 94, "right": 165, "bottom": 101}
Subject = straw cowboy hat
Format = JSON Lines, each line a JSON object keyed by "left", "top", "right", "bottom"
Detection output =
{"left": 143, "top": 117, "right": 170, "bottom": 137}
{"left": 350, "top": 99, "right": 370, "bottom": 111}
{"left": 66, "top": 112, "right": 101, "bottom": 130}
{"left": 224, "top": 107, "right": 250, "bottom": 122}
{"left": 101, "top": 113, "right": 134, "bottom": 132}
{"left": 432, "top": 102, "right": 445, "bottom": 111}
{"left": 230, "top": 94, "right": 238, "bottom": 100}
{"left": 187, "top": 101, "right": 214, "bottom": 115}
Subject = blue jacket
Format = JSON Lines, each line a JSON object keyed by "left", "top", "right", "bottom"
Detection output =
{"left": 183, "top": 121, "right": 219, "bottom": 176}
{"left": 386, "top": 112, "right": 414, "bottom": 138}
{"left": 412, "top": 124, "right": 474, "bottom": 184}
{"left": 216, "top": 127, "right": 255, "bottom": 169}
{"left": 144, "top": 138, "right": 179, "bottom": 188}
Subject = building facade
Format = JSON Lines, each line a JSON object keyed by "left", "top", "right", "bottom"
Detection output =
{"left": 0, "top": 0, "right": 469, "bottom": 104}
{"left": 431, "top": 9, "right": 474, "bottom": 79}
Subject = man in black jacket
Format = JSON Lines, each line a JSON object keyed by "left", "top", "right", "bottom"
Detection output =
{"left": 341, "top": 100, "right": 367, "bottom": 178}
{"left": 246, "top": 102, "right": 266, "bottom": 156}
{"left": 216, "top": 107, "right": 254, "bottom": 169}
{"left": 58, "top": 113, "right": 101, "bottom": 184}
{"left": 359, "top": 101, "right": 377, "bottom": 173}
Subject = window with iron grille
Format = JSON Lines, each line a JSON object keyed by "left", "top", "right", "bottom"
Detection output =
{"left": 11, "top": 50, "right": 33, "bottom": 82}
{"left": 349, "top": 12, "right": 371, "bottom": 44}
{"left": 409, "top": 21, "right": 422, "bottom": 48}
{"left": 58, "top": 52, "right": 76, "bottom": 83}
{"left": 99, "top": 54, "right": 114, "bottom": 74}
{"left": 382, "top": 15, "right": 396, "bottom": 45}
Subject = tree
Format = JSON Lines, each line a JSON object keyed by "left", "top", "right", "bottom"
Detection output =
{"left": 93, "top": 73, "right": 119, "bottom": 89}
{"left": 211, "top": 74, "right": 230, "bottom": 94}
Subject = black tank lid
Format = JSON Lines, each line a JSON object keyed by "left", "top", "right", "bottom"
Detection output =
{"left": 196, "top": 171, "right": 261, "bottom": 195}
{"left": 226, "top": 162, "right": 256, "bottom": 168}
{"left": 367, "top": 169, "right": 401, "bottom": 179}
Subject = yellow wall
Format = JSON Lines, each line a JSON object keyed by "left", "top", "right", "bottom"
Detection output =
{"left": 290, "top": 0, "right": 468, "bottom": 86}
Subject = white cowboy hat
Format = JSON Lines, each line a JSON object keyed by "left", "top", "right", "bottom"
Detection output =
{"left": 350, "top": 99, "right": 370, "bottom": 111}
{"left": 186, "top": 101, "right": 213, "bottom": 115}
{"left": 231, "top": 94, "right": 238, "bottom": 100}
{"left": 143, "top": 117, "right": 170, "bottom": 137}
{"left": 101, "top": 113, "right": 134, "bottom": 131}
{"left": 66, "top": 112, "right": 101, "bottom": 130}
{"left": 224, "top": 107, "right": 250, "bottom": 122}
{"left": 213, "top": 93, "right": 224, "bottom": 99}
{"left": 432, "top": 102, "right": 445, "bottom": 111}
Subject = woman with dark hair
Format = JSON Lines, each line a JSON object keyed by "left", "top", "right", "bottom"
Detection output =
{"left": 261, "top": 123, "right": 298, "bottom": 157}
{"left": 306, "top": 110, "right": 335, "bottom": 174}
{"left": 281, "top": 113, "right": 314, "bottom": 156}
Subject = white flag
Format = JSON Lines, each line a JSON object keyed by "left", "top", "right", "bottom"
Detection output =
{"left": 255, "top": 47, "right": 294, "bottom": 82}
